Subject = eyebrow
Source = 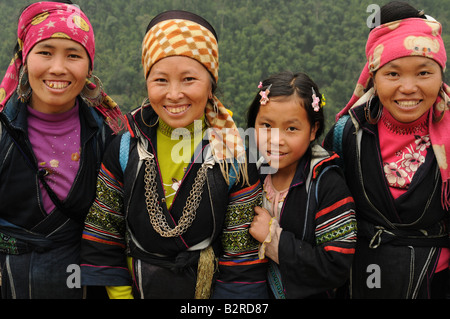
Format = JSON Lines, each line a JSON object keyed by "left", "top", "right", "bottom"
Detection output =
{"left": 385, "top": 61, "right": 437, "bottom": 69}
{"left": 35, "top": 43, "right": 83, "bottom": 52}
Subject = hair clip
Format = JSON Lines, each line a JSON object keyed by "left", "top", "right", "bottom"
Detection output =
{"left": 311, "top": 88, "right": 321, "bottom": 112}
{"left": 259, "top": 83, "right": 272, "bottom": 105}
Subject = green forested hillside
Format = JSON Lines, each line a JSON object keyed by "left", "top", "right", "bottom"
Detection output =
{"left": 1, "top": 0, "right": 449, "bottom": 130}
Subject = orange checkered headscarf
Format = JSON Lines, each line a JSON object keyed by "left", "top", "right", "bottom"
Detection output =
{"left": 141, "top": 11, "right": 248, "bottom": 185}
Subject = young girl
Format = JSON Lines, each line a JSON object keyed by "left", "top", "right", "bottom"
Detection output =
{"left": 248, "top": 71, "right": 357, "bottom": 299}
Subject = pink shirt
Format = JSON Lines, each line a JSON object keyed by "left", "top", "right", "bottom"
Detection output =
{"left": 27, "top": 103, "right": 81, "bottom": 214}
{"left": 378, "top": 109, "right": 449, "bottom": 272}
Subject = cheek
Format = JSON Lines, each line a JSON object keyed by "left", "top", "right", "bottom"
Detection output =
{"left": 255, "top": 128, "right": 268, "bottom": 151}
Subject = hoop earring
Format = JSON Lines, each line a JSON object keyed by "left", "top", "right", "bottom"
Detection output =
{"left": 432, "top": 86, "right": 447, "bottom": 123}
{"left": 140, "top": 98, "right": 159, "bottom": 128}
{"left": 80, "top": 75, "right": 104, "bottom": 107}
{"left": 17, "top": 67, "right": 32, "bottom": 103}
{"left": 364, "top": 93, "right": 382, "bottom": 124}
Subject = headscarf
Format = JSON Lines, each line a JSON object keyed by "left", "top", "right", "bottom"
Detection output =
{"left": 337, "top": 17, "right": 450, "bottom": 209}
{"left": 141, "top": 10, "right": 248, "bottom": 185}
{"left": 0, "top": 1, "right": 124, "bottom": 134}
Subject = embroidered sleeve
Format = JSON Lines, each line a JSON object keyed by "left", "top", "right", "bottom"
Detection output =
{"left": 81, "top": 140, "right": 132, "bottom": 286}
{"left": 214, "top": 177, "right": 269, "bottom": 291}
{"left": 220, "top": 180, "right": 263, "bottom": 264}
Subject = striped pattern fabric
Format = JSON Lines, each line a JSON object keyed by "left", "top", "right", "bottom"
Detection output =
{"left": 82, "top": 164, "right": 126, "bottom": 249}
{"left": 142, "top": 19, "right": 219, "bottom": 80}
{"left": 315, "top": 196, "right": 356, "bottom": 254}
{"left": 220, "top": 180, "right": 266, "bottom": 266}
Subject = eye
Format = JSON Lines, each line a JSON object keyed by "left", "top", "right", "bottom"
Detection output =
{"left": 418, "top": 71, "right": 431, "bottom": 76}
{"left": 387, "top": 71, "right": 399, "bottom": 77}
{"left": 286, "top": 126, "right": 298, "bottom": 132}
{"left": 37, "top": 51, "right": 51, "bottom": 56}
{"left": 68, "top": 54, "right": 82, "bottom": 59}
{"left": 184, "top": 77, "right": 196, "bottom": 82}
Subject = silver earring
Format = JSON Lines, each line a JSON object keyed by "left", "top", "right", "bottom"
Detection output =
{"left": 364, "top": 92, "right": 382, "bottom": 124}
{"left": 17, "top": 67, "right": 32, "bottom": 103}
{"left": 80, "top": 75, "right": 104, "bottom": 107}
{"left": 140, "top": 98, "right": 159, "bottom": 128}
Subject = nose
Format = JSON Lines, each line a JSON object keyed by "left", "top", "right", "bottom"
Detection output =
{"left": 49, "top": 55, "right": 67, "bottom": 75}
{"left": 166, "top": 82, "right": 184, "bottom": 100}
{"left": 398, "top": 76, "right": 418, "bottom": 94}
{"left": 269, "top": 128, "right": 285, "bottom": 147}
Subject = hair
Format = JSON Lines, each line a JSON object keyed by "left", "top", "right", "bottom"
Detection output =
{"left": 370, "top": 1, "right": 426, "bottom": 31}
{"left": 246, "top": 71, "right": 325, "bottom": 140}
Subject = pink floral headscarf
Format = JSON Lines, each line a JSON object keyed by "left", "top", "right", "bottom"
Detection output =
{"left": 337, "top": 18, "right": 450, "bottom": 209}
{"left": 0, "top": 1, "right": 124, "bottom": 133}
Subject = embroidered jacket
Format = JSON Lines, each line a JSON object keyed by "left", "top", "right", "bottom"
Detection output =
{"left": 323, "top": 102, "right": 450, "bottom": 298}
{"left": 80, "top": 107, "right": 266, "bottom": 298}
{"left": 260, "top": 145, "right": 356, "bottom": 298}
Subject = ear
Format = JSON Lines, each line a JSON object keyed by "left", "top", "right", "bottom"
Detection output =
{"left": 310, "top": 121, "right": 320, "bottom": 142}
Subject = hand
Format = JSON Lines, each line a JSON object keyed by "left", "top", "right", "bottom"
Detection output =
{"left": 249, "top": 206, "right": 273, "bottom": 243}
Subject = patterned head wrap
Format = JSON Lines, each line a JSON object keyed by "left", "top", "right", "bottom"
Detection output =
{"left": 141, "top": 10, "right": 248, "bottom": 185}
{"left": 142, "top": 10, "right": 219, "bottom": 81}
{"left": 338, "top": 18, "right": 447, "bottom": 116}
{"left": 0, "top": 1, "right": 124, "bottom": 133}
{"left": 337, "top": 17, "right": 450, "bottom": 209}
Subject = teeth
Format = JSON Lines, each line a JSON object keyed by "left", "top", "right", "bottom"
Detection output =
{"left": 166, "top": 105, "right": 188, "bottom": 114}
{"left": 397, "top": 101, "right": 420, "bottom": 107}
{"left": 268, "top": 151, "right": 285, "bottom": 156}
{"left": 46, "top": 81, "right": 69, "bottom": 89}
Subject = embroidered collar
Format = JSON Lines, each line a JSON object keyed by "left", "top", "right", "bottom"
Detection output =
{"left": 380, "top": 110, "right": 429, "bottom": 135}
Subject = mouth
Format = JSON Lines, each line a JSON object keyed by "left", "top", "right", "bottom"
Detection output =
{"left": 45, "top": 80, "right": 71, "bottom": 90}
{"left": 267, "top": 150, "right": 287, "bottom": 158}
{"left": 395, "top": 100, "right": 422, "bottom": 109}
{"left": 164, "top": 104, "right": 190, "bottom": 115}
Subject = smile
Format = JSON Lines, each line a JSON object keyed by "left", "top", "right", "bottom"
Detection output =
{"left": 267, "top": 150, "right": 287, "bottom": 157}
{"left": 45, "top": 80, "right": 70, "bottom": 89}
{"left": 395, "top": 100, "right": 422, "bottom": 108}
{"left": 164, "top": 104, "right": 190, "bottom": 114}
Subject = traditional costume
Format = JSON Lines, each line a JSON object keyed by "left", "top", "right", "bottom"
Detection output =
{"left": 258, "top": 144, "right": 356, "bottom": 298}
{"left": 325, "top": 17, "right": 450, "bottom": 298}
{"left": 80, "top": 10, "right": 267, "bottom": 299}
{"left": 0, "top": 2, "right": 123, "bottom": 298}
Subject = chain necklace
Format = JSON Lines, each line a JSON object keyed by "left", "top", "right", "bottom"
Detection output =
{"left": 144, "top": 157, "right": 209, "bottom": 237}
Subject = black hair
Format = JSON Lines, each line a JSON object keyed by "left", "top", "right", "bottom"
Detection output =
{"left": 370, "top": 1, "right": 426, "bottom": 31}
{"left": 246, "top": 71, "right": 325, "bottom": 141}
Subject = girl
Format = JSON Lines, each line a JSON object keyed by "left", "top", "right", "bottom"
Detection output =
{"left": 80, "top": 10, "right": 267, "bottom": 299}
{"left": 248, "top": 71, "right": 357, "bottom": 299}
{"left": 324, "top": 1, "right": 450, "bottom": 298}
{"left": 0, "top": 1, "right": 124, "bottom": 299}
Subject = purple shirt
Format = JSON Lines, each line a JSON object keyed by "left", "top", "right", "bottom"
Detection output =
{"left": 27, "top": 103, "right": 81, "bottom": 214}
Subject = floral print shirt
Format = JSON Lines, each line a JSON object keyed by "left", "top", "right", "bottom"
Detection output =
{"left": 378, "top": 110, "right": 430, "bottom": 199}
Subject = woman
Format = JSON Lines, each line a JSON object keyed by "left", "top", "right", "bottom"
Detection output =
{"left": 0, "top": 1, "right": 124, "bottom": 299}
{"left": 324, "top": 1, "right": 449, "bottom": 298}
{"left": 80, "top": 10, "right": 267, "bottom": 299}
